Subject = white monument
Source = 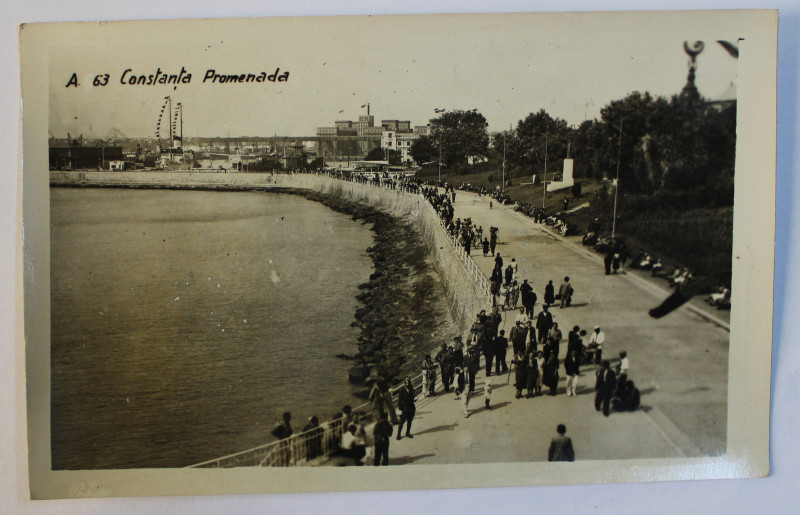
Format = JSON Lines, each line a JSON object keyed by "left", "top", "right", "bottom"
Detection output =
{"left": 547, "top": 158, "right": 574, "bottom": 192}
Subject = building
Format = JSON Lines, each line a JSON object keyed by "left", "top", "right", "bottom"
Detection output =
{"left": 49, "top": 146, "right": 124, "bottom": 171}
{"left": 381, "top": 123, "right": 430, "bottom": 164}
{"left": 316, "top": 114, "right": 430, "bottom": 164}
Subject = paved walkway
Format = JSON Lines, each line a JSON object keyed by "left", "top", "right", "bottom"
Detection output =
{"left": 381, "top": 191, "right": 729, "bottom": 465}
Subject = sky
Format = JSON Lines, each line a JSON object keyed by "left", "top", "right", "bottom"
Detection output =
{"left": 46, "top": 12, "right": 740, "bottom": 139}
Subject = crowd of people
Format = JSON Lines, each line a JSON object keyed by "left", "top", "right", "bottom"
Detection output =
{"left": 264, "top": 170, "right": 650, "bottom": 466}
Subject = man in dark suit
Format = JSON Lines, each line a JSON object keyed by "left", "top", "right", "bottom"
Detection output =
{"left": 594, "top": 360, "right": 616, "bottom": 417}
{"left": 493, "top": 330, "right": 509, "bottom": 374}
{"left": 548, "top": 424, "right": 575, "bottom": 462}
{"left": 536, "top": 305, "right": 554, "bottom": 344}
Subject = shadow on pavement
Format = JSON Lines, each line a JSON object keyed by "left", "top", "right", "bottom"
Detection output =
{"left": 414, "top": 423, "right": 457, "bottom": 436}
{"left": 391, "top": 453, "right": 436, "bottom": 465}
{"left": 469, "top": 401, "right": 511, "bottom": 415}
{"left": 678, "top": 386, "right": 710, "bottom": 395}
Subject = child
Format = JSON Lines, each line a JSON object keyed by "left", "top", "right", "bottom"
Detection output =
{"left": 503, "top": 284, "right": 512, "bottom": 311}
{"left": 484, "top": 379, "right": 493, "bottom": 409}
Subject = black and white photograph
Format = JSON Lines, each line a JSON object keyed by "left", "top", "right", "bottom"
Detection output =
{"left": 19, "top": 10, "right": 776, "bottom": 500}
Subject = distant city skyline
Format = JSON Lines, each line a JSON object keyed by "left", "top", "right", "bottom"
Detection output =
{"left": 48, "top": 13, "right": 738, "bottom": 140}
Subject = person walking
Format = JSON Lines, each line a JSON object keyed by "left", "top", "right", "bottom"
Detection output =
{"left": 520, "top": 279, "right": 536, "bottom": 317}
{"left": 483, "top": 334, "right": 495, "bottom": 376}
{"left": 544, "top": 280, "right": 555, "bottom": 307}
{"left": 421, "top": 355, "right": 437, "bottom": 397}
{"left": 504, "top": 264, "right": 514, "bottom": 287}
{"left": 460, "top": 371, "right": 472, "bottom": 418}
{"left": 588, "top": 326, "right": 605, "bottom": 365}
{"left": 594, "top": 360, "right": 617, "bottom": 417}
{"left": 536, "top": 305, "right": 554, "bottom": 345}
{"left": 493, "top": 330, "right": 509, "bottom": 374}
{"left": 547, "top": 424, "right": 575, "bottom": 462}
{"left": 372, "top": 413, "right": 393, "bottom": 466}
{"left": 543, "top": 352, "right": 560, "bottom": 396}
{"left": 558, "top": 276, "right": 573, "bottom": 308}
{"left": 466, "top": 344, "right": 480, "bottom": 394}
{"left": 535, "top": 351, "right": 545, "bottom": 396}
{"left": 369, "top": 378, "right": 398, "bottom": 424}
{"left": 548, "top": 322, "right": 563, "bottom": 360}
{"left": 396, "top": 378, "right": 416, "bottom": 440}
{"left": 450, "top": 336, "right": 463, "bottom": 366}
{"left": 511, "top": 280, "right": 520, "bottom": 309}
{"left": 564, "top": 350, "right": 580, "bottom": 397}
{"left": 438, "top": 346, "right": 456, "bottom": 393}
{"left": 525, "top": 349, "right": 539, "bottom": 398}
{"left": 512, "top": 351, "right": 527, "bottom": 399}
{"left": 510, "top": 321, "right": 527, "bottom": 355}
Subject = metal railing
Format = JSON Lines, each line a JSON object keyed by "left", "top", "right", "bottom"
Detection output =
{"left": 189, "top": 374, "right": 429, "bottom": 468}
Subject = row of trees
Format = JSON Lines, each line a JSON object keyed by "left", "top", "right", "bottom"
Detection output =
{"left": 407, "top": 92, "right": 736, "bottom": 200}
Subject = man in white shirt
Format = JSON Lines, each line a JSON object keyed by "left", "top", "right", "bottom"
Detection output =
{"left": 340, "top": 424, "right": 366, "bottom": 466}
{"left": 588, "top": 326, "right": 605, "bottom": 365}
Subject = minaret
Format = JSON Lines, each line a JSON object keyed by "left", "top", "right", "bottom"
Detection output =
{"left": 681, "top": 41, "right": 705, "bottom": 101}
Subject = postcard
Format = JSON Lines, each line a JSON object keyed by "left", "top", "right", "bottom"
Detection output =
{"left": 20, "top": 10, "right": 776, "bottom": 499}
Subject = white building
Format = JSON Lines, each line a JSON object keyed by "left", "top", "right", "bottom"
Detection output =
{"left": 381, "top": 123, "right": 430, "bottom": 164}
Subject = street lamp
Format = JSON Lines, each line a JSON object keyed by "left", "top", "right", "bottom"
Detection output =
{"left": 611, "top": 118, "right": 624, "bottom": 242}
{"left": 433, "top": 108, "right": 447, "bottom": 187}
{"left": 533, "top": 128, "right": 549, "bottom": 209}
{"left": 502, "top": 130, "right": 506, "bottom": 193}
{"left": 438, "top": 133, "right": 442, "bottom": 185}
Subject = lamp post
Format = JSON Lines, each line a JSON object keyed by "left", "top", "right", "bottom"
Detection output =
{"left": 433, "top": 108, "right": 447, "bottom": 187}
{"left": 611, "top": 118, "right": 624, "bottom": 242}
{"left": 438, "top": 133, "right": 442, "bottom": 185}
{"left": 502, "top": 129, "right": 506, "bottom": 192}
{"left": 533, "top": 128, "right": 549, "bottom": 209}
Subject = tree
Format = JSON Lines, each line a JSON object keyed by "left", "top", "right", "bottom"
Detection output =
{"left": 430, "top": 110, "right": 490, "bottom": 168}
{"left": 365, "top": 147, "right": 402, "bottom": 165}
{"left": 408, "top": 135, "right": 438, "bottom": 165}
{"left": 365, "top": 147, "right": 387, "bottom": 161}
{"left": 501, "top": 110, "right": 574, "bottom": 179}
{"left": 387, "top": 149, "right": 402, "bottom": 166}
{"left": 593, "top": 91, "right": 735, "bottom": 196}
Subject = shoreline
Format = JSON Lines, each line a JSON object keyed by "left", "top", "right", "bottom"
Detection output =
{"left": 273, "top": 188, "right": 458, "bottom": 390}
{"left": 50, "top": 182, "right": 458, "bottom": 391}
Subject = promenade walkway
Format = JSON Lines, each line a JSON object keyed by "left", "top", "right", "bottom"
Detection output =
{"left": 382, "top": 190, "right": 729, "bottom": 465}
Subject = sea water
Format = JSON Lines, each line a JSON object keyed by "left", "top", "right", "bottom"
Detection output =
{"left": 50, "top": 187, "right": 373, "bottom": 468}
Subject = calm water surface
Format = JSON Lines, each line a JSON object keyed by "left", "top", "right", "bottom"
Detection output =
{"left": 50, "top": 188, "right": 374, "bottom": 468}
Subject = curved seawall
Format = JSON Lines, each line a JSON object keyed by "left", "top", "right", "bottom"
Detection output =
{"left": 50, "top": 171, "right": 491, "bottom": 346}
